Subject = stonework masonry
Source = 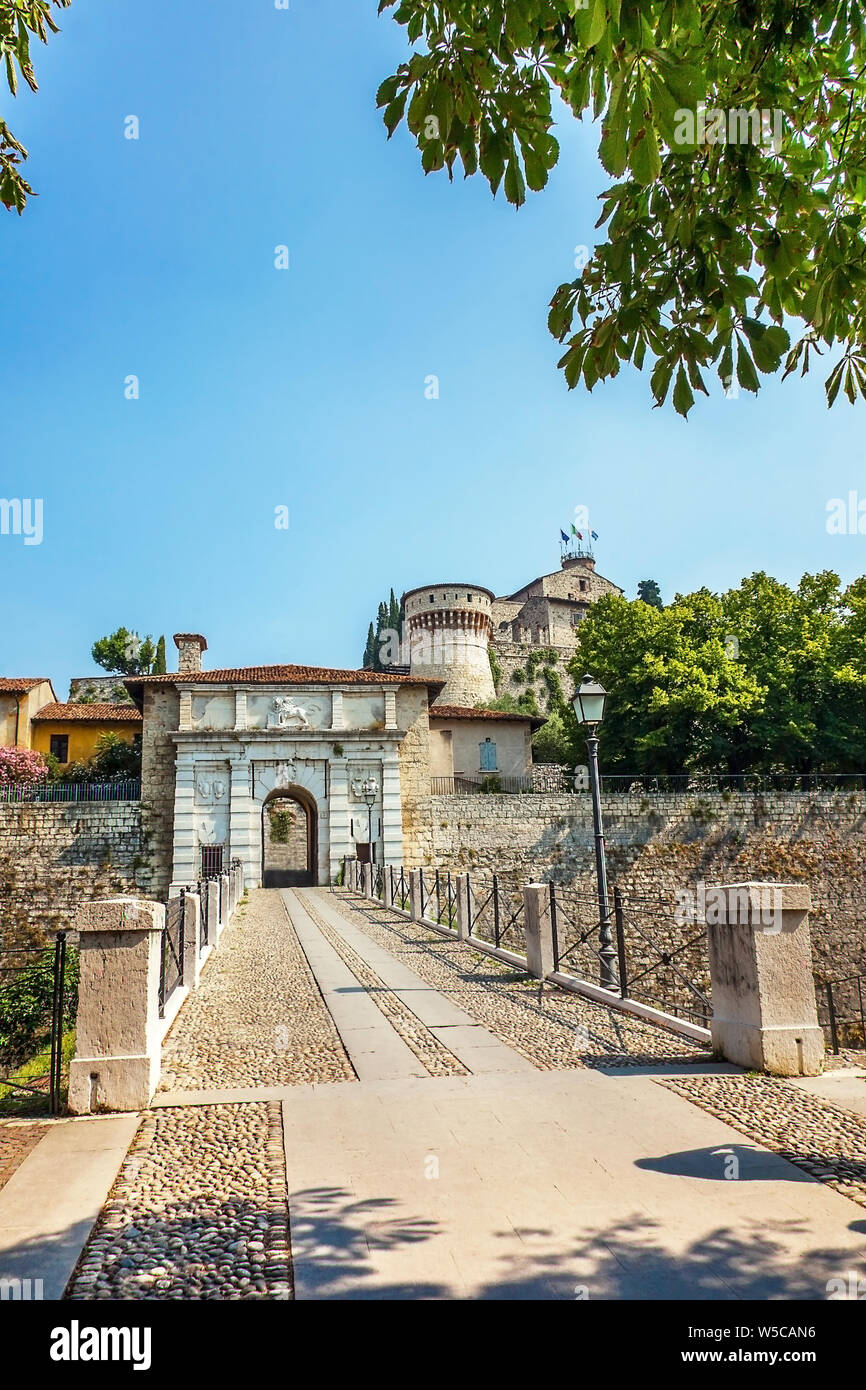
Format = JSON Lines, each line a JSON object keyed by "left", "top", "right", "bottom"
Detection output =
{"left": 425, "top": 789, "right": 866, "bottom": 984}
{"left": 0, "top": 801, "right": 150, "bottom": 948}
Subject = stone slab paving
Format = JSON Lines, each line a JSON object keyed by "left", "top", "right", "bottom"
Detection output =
{"left": 660, "top": 1071, "right": 866, "bottom": 1212}
{"left": 66, "top": 1103, "right": 290, "bottom": 1300}
{"left": 293, "top": 890, "right": 535, "bottom": 1077}
{"left": 324, "top": 890, "right": 707, "bottom": 1069}
{"left": 282, "top": 1067, "right": 866, "bottom": 1300}
{"left": 158, "top": 889, "right": 354, "bottom": 1095}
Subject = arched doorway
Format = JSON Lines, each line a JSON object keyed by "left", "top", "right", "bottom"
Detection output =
{"left": 262, "top": 787, "right": 318, "bottom": 888}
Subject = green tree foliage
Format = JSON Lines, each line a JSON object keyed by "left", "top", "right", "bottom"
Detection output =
{"left": 153, "top": 635, "right": 167, "bottom": 674}
{"left": 363, "top": 591, "right": 403, "bottom": 669}
{"left": 377, "top": 0, "right": 866, "bottom": 414}
{"left": 637, "top": 578, "right": 663, "bottom": 608}
{"left": 1, "top": 1, "right": 70, "bottom": 214}
{"left": 0, "top": 944, "right": 78, "bottom": 1072}
{"left": 570, "top": 573, "right": 866, "bottom": 772}
{"left": 91, "top": 628, "right": 164, "bottom": 677}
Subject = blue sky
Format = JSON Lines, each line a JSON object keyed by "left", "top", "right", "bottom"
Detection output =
{"left": 2, "top": 0, "right": 864, "bottom": 695}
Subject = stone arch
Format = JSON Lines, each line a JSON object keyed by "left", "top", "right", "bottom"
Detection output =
{"left": 261, "top": 785, "right": 318, "bottom": 887}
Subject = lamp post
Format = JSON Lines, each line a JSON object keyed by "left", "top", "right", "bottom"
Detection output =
{"left": 361, "top": 776, "right": 377, "bottom": 863}
{"left": 573, "top": 674, "right": 617, "bottom": 991}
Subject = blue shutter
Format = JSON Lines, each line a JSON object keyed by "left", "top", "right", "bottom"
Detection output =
{"left": 480, "top": 740, "right": 497, "bottom": 771}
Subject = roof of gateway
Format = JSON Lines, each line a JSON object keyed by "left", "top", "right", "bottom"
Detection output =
{"left": 125, "top": 665, "right": 446, "bottom": 692}
{"left": 32, "top": 703, "right": 143, "bottom": 723}
{"left": 431, "top": 704, "right": 546, "bottom": 728}
{"left": 0, "top": 677, "right": 52, "bottom": 694}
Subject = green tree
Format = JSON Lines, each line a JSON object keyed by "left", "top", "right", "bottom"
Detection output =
{"left": 153, "top": 635, "right": 167, "bottom": 674}
{"left": 91, "top": 628, "right": 159, "bottom": 677}
{"left": 377, "top": 0, "right": 866, "bottom": 414}
{"left": 637, "top": 578, "right": 663, "bottom": 609}
{"left": 570, "top": 590, "right": 764, "bottom": 773}
{"left": 363, "top": 621, "right": 376, "bottom": 669}
{"left": 1, "top": 1, "right": 70, "bottom": 214}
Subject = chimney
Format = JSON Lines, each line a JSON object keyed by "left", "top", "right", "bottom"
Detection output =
{"left": 173, "top": 633, "right": 208, "bottom": 674}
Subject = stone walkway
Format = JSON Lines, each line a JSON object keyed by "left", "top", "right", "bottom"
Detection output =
{"left": 56, "top": 887, "right": 866, "bottom": 1301}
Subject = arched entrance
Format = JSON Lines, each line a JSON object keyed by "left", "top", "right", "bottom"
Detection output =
{"left": 262, "top": 787, "right": 318, "bottom": 888}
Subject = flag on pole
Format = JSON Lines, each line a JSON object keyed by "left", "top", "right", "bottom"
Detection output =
{"left": 591, "top": 530, "right": 599, "bottom": 540}
{"left": 560, "top": 529, "right": 569, "bottom": 543}
{"left": 571, "top": 523, "right": 578, "bottom": 536}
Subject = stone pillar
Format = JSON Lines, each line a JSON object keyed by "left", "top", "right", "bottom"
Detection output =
{"left": 381, "top": 751, "right": 403, "bottom": 866}
{"left": 234, "top": 690, "right": 248, "bottom": 731}
{"left": 68, "top": 899, "right": 165, "bottom": 1114}
{"left": 383, "top": 864, "right": 394, "bottom": 908}
{"left": 456, "top": 873, "right": 473, "bottom": 941}
{"left": 182, "top": 892, "right": 201, "bottom": 990}
{"left": 206, "top": 881, "right": 218, "bottom": 945}
{"left": 229, "top": 757, "right": 256, "bottom": 891}
{"left": 328, "top": 759, "right": 351, "bottom": 883}
{"left": 171, "top": 756, "right": 198, "bottom": 888}
{"left": 409, "top": 869, "right": 423, "bottom": 921}
{"left": 523, "top": 884, "right": 555, "bottom": 979}
{"left": 361, "top": 863, "right": 372, "bottom": 898}
{"left": 331, "top": 691, "right": 345, "bottom": 730}
{"left": 219, "top": 873, "right": 231, "bottom": 931}
{"left": 704, "top": 882, "right": 824, "bottom": 1076}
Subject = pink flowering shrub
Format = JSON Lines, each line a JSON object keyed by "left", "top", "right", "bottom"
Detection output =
{"left": 0, "top": 747, "right": 49, "bottom": 785}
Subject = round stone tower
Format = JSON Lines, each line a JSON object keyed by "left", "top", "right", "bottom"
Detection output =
{"left": 403, "top": 583, "right": 496, "bottom": 708}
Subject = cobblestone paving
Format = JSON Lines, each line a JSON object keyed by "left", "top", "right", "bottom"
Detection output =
{"left": 660, "top": 1072, "right": 866, "bottom": 1211}
{"left": 159, "top": 890, "right": 354, "bottom": 1093}
{"left": 300, "top": 895, "right": 468, "bottom": 1078}
{"left": 325, "top": 892, "right": 708, "bottom": 1069}
{"left": 0, "top": 1120, "right": 48, "bottom": 1193}
{"left": 66, "top": 1103, "right": 291, "bottom": 1300}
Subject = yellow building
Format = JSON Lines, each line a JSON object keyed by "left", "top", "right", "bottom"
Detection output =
{"left": 29, "top": 702, "right": 142, "bottom": 767}
{"left": 0, "top": 678, "right": 57, "bottom": 749}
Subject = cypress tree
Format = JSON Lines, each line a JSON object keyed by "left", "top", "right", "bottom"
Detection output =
{"left": 363, "top": 622, "right": 376, "bottom": 669}
{"left": 153, "top": 635, "right": 167, "bottom": 674}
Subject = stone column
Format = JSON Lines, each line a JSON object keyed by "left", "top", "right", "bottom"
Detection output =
{"left": 523, "top": 883, "right": 555, "bottom": 979}
{"left": 383, "top": 864, "right": 394, "bottom": 908}
{"left": 171, "top": 755, "right": 198, "bottom": 888}
{"left": 331, "top": 691, "right": 345, "bottom": 730}
{"left": 381, "top": 750, "right": 403, "bottom": 866}
{"left": 68, "top": 899, "right": 165, "bottom": 1114}
{"left": 361, "top": 863, "right": 372, "bottom": 898}
{"left": 229, "top": 756, "right": 257, "bottom": 889}
{"left": 704, "top": 882, "right": 823, "bottom": 1076}
{"left": 328, "top": 759, "right": 351, "bottom": 883}
{"left": 456, "top": 873, "right": 474, "bottom": 941}
{"left": 183, "top": 892, "right": 202, "bottom": 990}
{"left": 409, "top": 869, "right": 423, "bottom": 921}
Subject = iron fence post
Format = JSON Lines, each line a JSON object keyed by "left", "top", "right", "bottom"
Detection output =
{"left": 826, "top": 982, "right": 839, "bottom": 1055}
{"left": 587, "top": 732, "right": 617, "bottom": 990}
{"left": 549, "top": 883, "right": 560, "bottom": 972}
{"left": 613, "top": 886, "right": 628, "bottom": 999}
{"left": 493, "top": 874, "right": 500, "bottom": 947}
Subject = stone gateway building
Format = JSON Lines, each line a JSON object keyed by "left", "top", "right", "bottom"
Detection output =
{"left": 127, "top": 634, "right": 540, "bottom": 895}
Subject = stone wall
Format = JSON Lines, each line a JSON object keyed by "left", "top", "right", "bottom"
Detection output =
{"left": 0, "top": 801, "right": 151, "bottom": 948}
{"left": 426, "top": 789, "right": 866, "bottom": 986}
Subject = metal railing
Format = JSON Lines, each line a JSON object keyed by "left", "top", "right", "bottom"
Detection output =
{"left": 819, "top": 972, "right": 866, "bottom": 1053}
{"left": 389, "top": 865, "right": 411, "bottom": 912}
{"left": 0, "top": 778, "right": 141, "bottom": 804}
{"left": 550, "top": 884, "right": 610, "bottom": 982}
{"left": 612, "top": 887, "right": 712, "bottom": 1026}
{"left": 469, "top": 873, "right": 524, "bottom": 948}
{"left": 159, "top": 890, "right": 185, "bottom": 1018}
{"left": 430, "top": 771, "right": 866, "bottom": 798}
{"left": 0, "top": 933, "right": 70, "bottom": 1115}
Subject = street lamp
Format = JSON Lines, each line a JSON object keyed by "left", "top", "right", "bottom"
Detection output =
{"left": 573, "top": 674, "right": 617, "bottom": 991}
{"left": 360, "top": 776, "right": 377, "bottom": 862}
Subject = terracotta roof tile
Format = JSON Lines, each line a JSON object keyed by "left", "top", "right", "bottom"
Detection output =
{"left": 126, "top": 665, "right": 444, "bottom": 689}
{"left": 0, "top": 678, "right": 51, "bottom": 693}
{"left": 431, "top": 704, "right": 543, "bottom": 724}
{"left": 32, "top": 703, "right": 143, "bottom": 723}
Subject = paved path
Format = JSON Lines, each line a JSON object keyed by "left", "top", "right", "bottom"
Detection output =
{"left": 277, "top": 890, "right": 866, "bottom": 1300}
{"left": 9, "top": 884, "right": 862, "bottom": 1301}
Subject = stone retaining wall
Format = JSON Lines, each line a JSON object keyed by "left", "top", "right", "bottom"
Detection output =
{"left": 427, "top": 790, "right": 866, "bottom": 984}
{"left": 0, "top": 802, "right": 151, "bottom": 948}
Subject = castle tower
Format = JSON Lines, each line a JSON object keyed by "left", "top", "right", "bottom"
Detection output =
{"left": 403, "top": 583, "right": 496, "bottom": 708}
